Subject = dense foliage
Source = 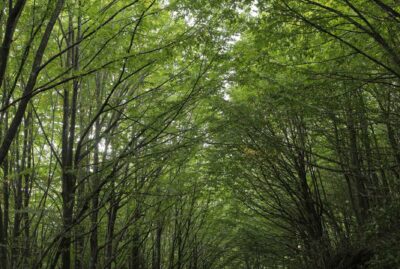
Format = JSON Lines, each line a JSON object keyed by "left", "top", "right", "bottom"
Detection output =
{"left": 0, "top": 0, "right": 399, "bottom": 268}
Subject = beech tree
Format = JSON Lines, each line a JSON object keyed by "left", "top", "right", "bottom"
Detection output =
{"left": 1, "top": 0, "right": 400, "bottom": 268}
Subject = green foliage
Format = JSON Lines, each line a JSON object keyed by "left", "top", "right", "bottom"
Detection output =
{"left": 1, "top": 0, "right": 400, "bottom": 268}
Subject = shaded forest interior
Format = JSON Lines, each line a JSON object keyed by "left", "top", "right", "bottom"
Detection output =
{"left": 0, "top": 0, "right": 400, "bottom": 268}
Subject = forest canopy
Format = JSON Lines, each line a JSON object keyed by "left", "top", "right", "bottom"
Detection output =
{"left": 0, "top": 0, "right": 399, "bottom": 268}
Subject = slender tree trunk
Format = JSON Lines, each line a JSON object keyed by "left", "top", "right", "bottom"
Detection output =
{"left": 22, "top": 111, "right": 32, "bottom": 267}
{"left": 152, "top": 219, "right": 162, "bottom": 269}
{"left": 1, "top": 144, "right": 9, "bottom": 269}
{"left": 131, "top": 206, "right": 142, "bottom": 269}
{"left": 105, "top": 182, "right": 119, "bottom": 269}
{"left": 0, "top": 84, "right": 8, "bottom": 268}
{"left": 89, "top": 72, "right": 103, "bottom": 269}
